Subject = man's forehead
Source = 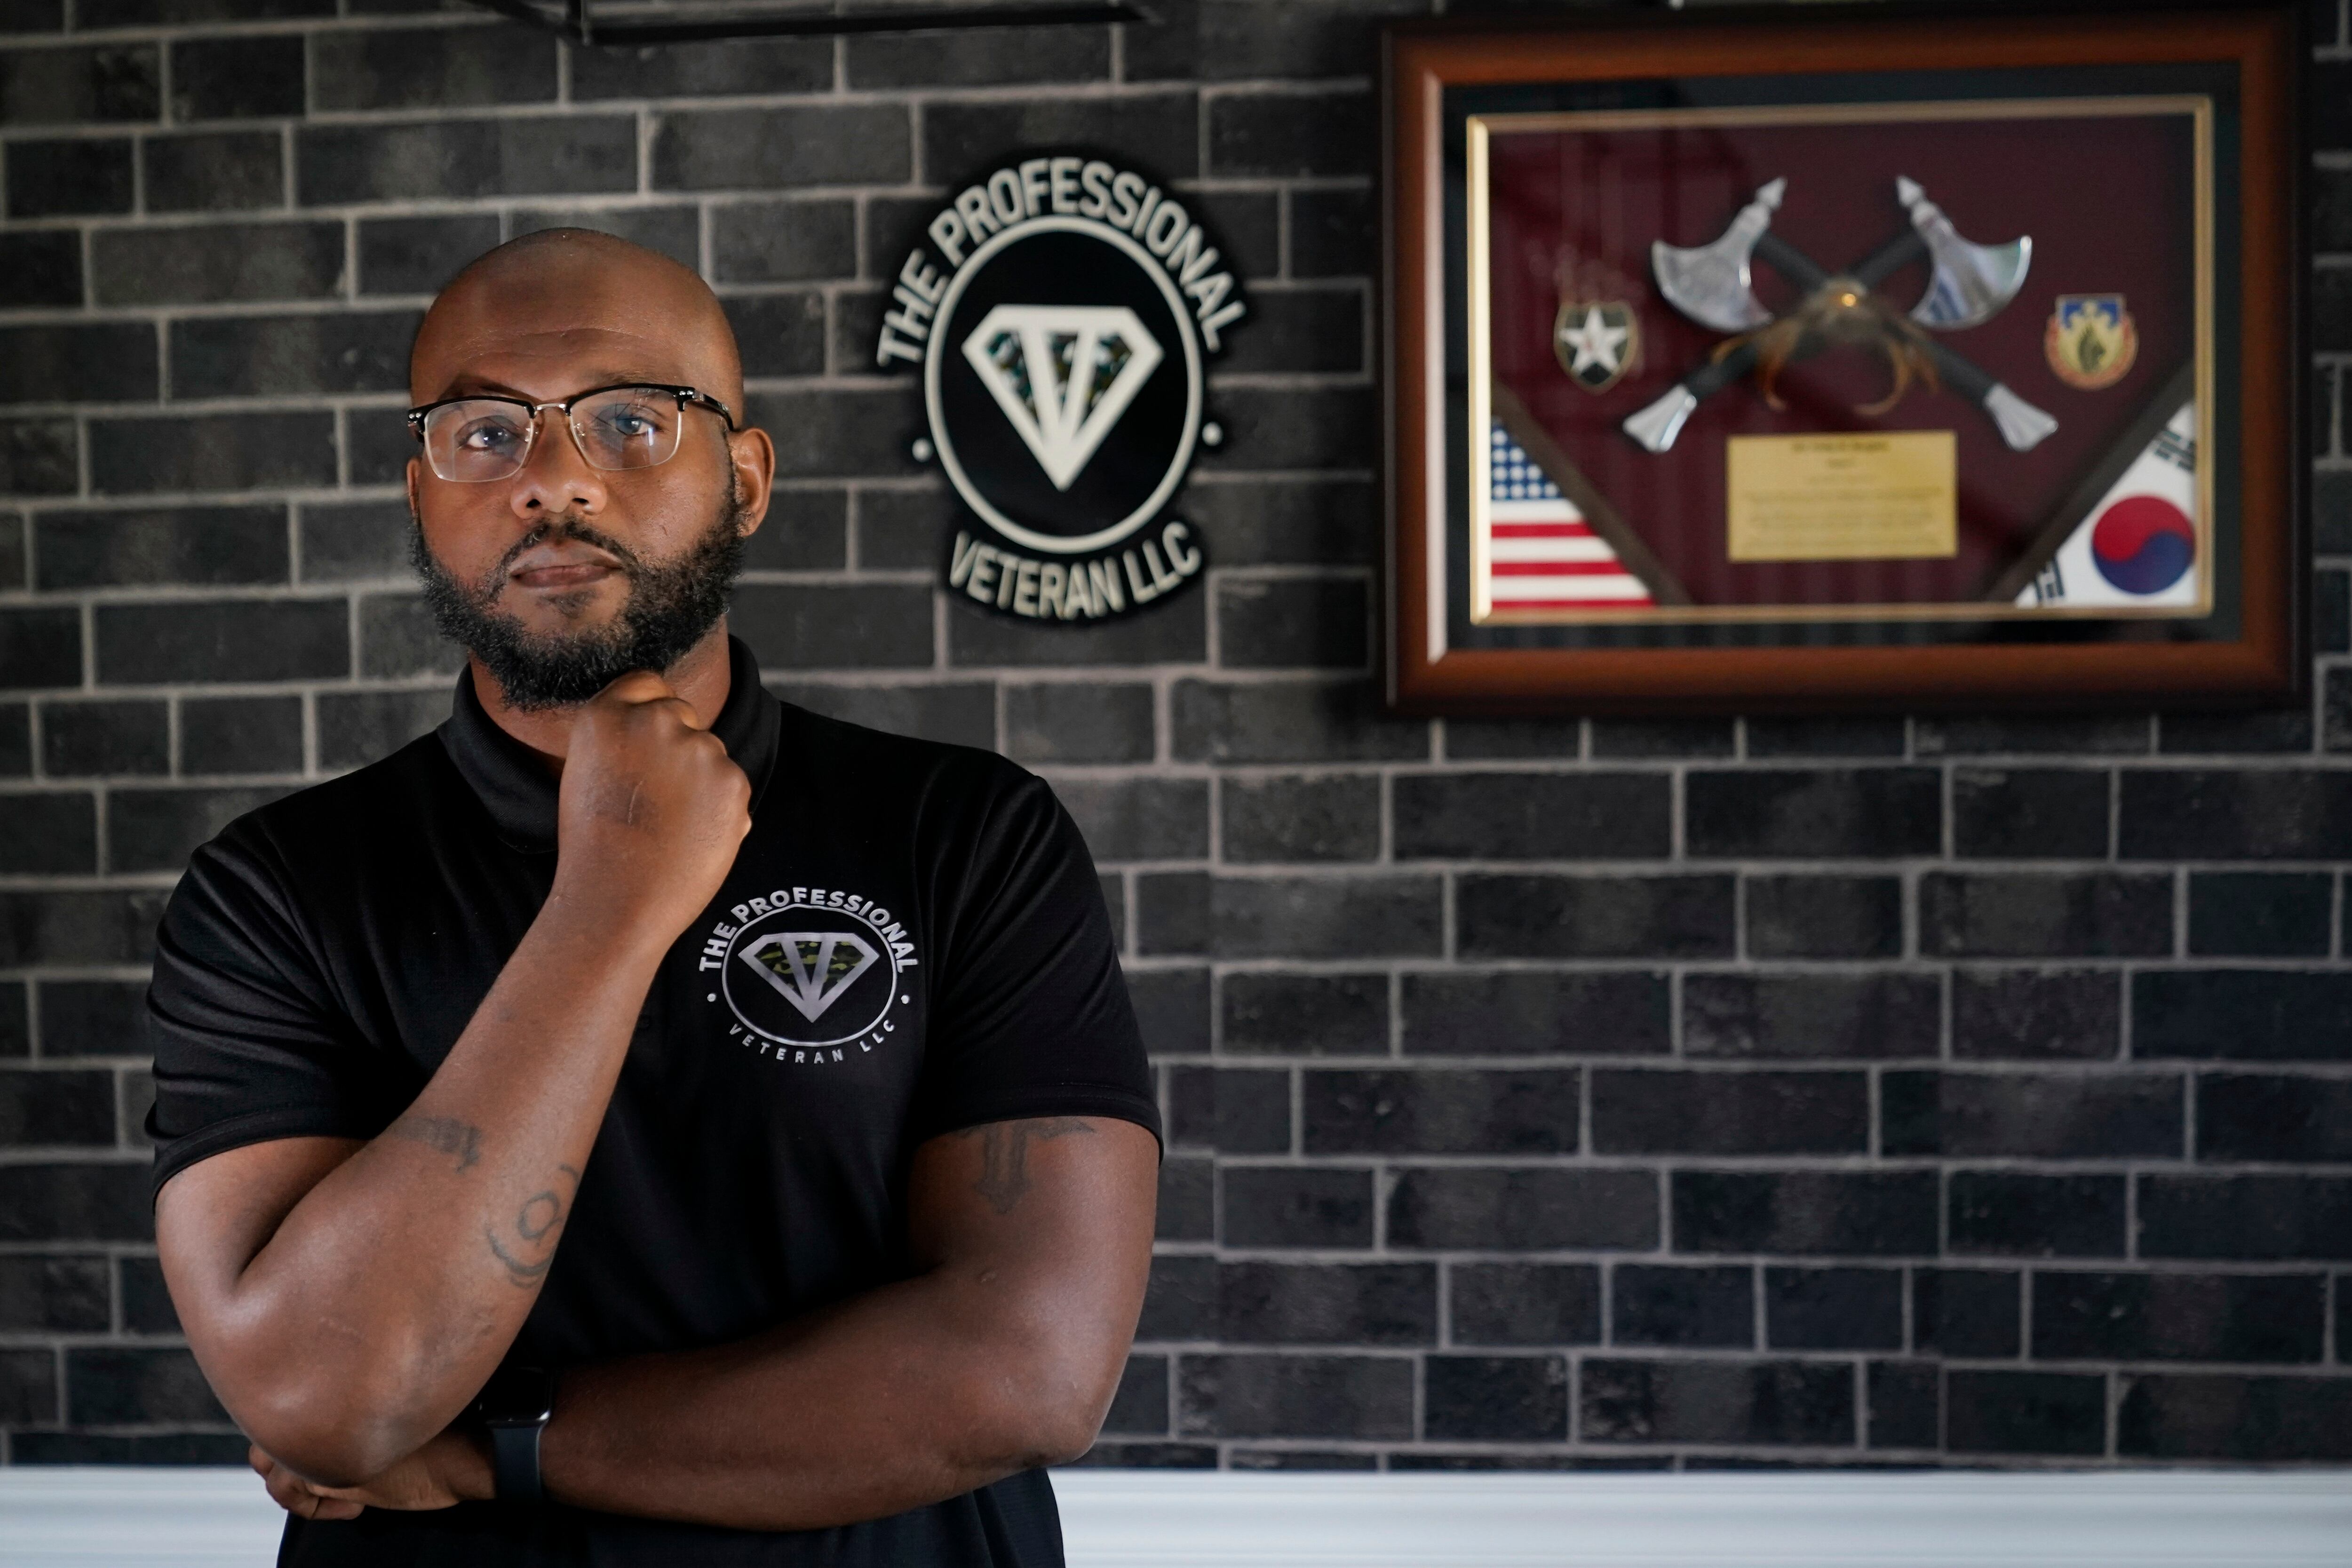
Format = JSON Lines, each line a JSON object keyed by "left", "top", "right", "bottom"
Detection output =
{"left": 410, "top": 240, "right": 739, "bottom": 404}
{"left": 416, "top": 325, "right": 697, "bottom": 403}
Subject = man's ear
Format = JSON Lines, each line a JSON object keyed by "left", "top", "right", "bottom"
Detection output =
{"left": 726, "top": 427, "right": 777, "bottom": 538}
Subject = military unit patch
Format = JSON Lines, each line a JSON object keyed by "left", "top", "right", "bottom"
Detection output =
{"left": 2044, "top": 294, "right": 2137, "bottom": 390}
{"left": 1554, "top": 299, "right": 1639, "bottom": 393}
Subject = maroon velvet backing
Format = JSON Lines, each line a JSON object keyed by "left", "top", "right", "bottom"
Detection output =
{"left": 1486, "top": 111, "right": 2197, "bottom": 606}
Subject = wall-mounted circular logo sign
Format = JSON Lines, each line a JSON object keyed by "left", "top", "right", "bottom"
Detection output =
{"left": 876, "top": 153, "right": 1248, "bottom": 623}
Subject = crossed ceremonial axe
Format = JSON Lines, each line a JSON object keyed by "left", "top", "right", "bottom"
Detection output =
{"left": 1623, "top": 177, "right": 2059, "bottom": 455}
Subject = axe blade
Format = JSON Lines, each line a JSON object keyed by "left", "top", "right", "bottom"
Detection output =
{"left": 1897, "top": 175, "right": 2031, "bottom": 332}
{"left": 1651, "top": 177, "right": 1786, "bottom": 335}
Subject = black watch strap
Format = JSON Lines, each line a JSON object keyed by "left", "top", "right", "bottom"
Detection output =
{"left": 473, "top": 1364, "right": 556, "bottom": 1505}
{"left": 488, "top": 1418, "right": 545, "bottom": 1504}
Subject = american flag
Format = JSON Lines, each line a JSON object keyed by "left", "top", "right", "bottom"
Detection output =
{"left": 1485, "top": 422, "right": 1653, "bottom": 613}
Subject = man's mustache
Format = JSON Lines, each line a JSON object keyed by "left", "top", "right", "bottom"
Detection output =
{"left": 480, "top": 517, "right": 644, "bottom": 598}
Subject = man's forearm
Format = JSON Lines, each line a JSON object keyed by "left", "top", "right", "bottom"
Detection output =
{"left": 162, "top": 900, "right": 667, "bottom": 1482}
{"left": 244, "top": 1118, "right": 1158, "bottom": 1531}
{"left": 522, "top": 1117, "right": 1158, "bottom": 1532}
{"left": 535, "top": 1266, "right": 1097, "bottom": 1531}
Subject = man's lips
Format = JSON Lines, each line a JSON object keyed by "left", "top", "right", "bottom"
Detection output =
{"left": 507, "top": 545, "right": 625, "bottom": 590}
{"left": 511, "top": 561, "right": 618, "bottom": 589}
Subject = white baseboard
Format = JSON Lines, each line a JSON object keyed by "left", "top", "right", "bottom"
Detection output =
{"left": 0, "top": 1469, "right": 279, "bottom": 1566}
{"left": 1052, "top": 1471, "right": 2352, "bottom": 1568}
{"left": 0, "top": 1466, "right": 2344, "bottom": 1567}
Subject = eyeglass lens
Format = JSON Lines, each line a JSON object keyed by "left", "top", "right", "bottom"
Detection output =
{"left": 420, "top": 389, "right": 686, "bottom": 482}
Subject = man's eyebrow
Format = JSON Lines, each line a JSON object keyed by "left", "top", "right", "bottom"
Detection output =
{"left": 425, "top": 370, "right": 682, "bottom": 402}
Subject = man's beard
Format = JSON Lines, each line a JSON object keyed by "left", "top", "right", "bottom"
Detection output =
{"left": 410, "top": 490, "right": 747, "bottom": 712}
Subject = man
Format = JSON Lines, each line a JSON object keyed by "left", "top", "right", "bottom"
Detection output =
{"left": 144, "top": 229, "right": 1161, "bottom": 1565}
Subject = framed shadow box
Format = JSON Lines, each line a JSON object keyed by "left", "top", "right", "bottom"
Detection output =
{"left": 1382, "top": 0, "right": 2305, "bottom": 713}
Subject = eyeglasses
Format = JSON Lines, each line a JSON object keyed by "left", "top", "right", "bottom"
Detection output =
{"left": 406, "top": 383, "right": 739, "bottom": 484}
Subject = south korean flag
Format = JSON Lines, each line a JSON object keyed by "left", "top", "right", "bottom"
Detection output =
{"left": 2017, "top": 403, "right": 2201, "bottom": 610}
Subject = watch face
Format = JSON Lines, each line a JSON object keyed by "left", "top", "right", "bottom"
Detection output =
{"left": 478, "top": 1364, "right": 556, "bottom": 1426}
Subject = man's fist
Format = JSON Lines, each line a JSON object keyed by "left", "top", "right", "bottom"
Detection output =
{"left": 250, "top": 1428, "right": 490, "bottom": 1520}
{"left": 553, "top": 670, "right": 752, "bottom": 943}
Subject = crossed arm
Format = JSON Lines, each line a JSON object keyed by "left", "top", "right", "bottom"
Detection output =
{"left": 162, "top": 1110, "right": 1157, "bottom": 1529}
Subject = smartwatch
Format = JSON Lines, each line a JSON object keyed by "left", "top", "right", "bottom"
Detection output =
{"left": 472, "top": 1364, "right": 556, "bottom": 1504}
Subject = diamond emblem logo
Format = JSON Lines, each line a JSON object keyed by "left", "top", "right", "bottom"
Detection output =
{"left": 737, "top": 932, "right": 880, "bottom": 1022}
{"left": 961, "top": 304, "right": 1165, "bottom": 491}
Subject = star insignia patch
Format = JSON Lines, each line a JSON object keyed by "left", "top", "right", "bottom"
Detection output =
{"left": 1554, "top": 300, "right": 1639, "bottom": 394}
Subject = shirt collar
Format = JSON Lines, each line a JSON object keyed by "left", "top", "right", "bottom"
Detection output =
{"left": 436, "top": 632, "right": 782, "bottom": 855}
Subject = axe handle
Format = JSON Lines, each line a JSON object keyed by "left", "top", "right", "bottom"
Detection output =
{"left": 1754, "top": 230, "right": 1928, "bottom": 296}
{"left": 1925, "top": 343, "right": 1998, "bottom": 405}
{"left": 1752, "top": 231, "right": 1830, "bottom": 293}
{"left": 1852, "top": 231, "right": 1926, "bottom": 291}
{"left": 1684, "top": 340, "right": 1764, "bottom": 403}
{"left": 1673, "top": 309, "right": 2009, "bottom": 427}
{"left": 1663, "top": 231, "right": 1972, "bottom": 426}
{"left": 1748, "top": 230, "right": 2006, "bottom": 410}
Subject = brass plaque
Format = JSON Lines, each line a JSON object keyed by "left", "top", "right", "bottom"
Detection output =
{"left": 1726, "top": 431, "right": 1958, "bottom": 562}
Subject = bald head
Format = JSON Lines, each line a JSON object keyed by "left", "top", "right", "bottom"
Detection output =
{"left": 410, "top": 229, "right": 743, "bottom": 413}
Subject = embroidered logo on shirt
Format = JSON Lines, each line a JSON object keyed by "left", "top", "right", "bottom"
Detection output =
{"left": 739, "top": 932, "right": 878, "bottom": 1021}
{"left": 699, "top": 887, "right": 916, "bottom": 1065}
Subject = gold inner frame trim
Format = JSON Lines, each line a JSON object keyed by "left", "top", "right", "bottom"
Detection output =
{"left": 1464, "top": 95, "right": 2217, "bottom": 627}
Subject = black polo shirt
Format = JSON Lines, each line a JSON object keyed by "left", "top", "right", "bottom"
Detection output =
{"left": 145, "top": 632, "right": 1159, "bottom": 1567}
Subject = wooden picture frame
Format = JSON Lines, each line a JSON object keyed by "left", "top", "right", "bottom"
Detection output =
{"left": 1382, "top": 0, "right": 2305, "bottom": 713}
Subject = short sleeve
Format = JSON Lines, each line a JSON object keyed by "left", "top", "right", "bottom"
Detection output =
{"left": 907, "top": 770, "right": 1161, "bottom": 1150}
{"left": 145, "top": 826, "right": 405, "bottom": 1197}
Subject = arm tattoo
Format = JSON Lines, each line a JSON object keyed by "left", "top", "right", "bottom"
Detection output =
{"left": 962, "top": 1118, "right": 1096, "bottom": 1216}
{"left": 485, "top": 1164, "right": 581, "bottom": 1289}
{"left": 388, "top": 1112, "right": 483, "bottom": 1173}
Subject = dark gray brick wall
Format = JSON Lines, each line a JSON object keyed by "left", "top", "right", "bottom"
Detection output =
{"left": 0, "top": 0, "right": 2345, "bottom": 1472}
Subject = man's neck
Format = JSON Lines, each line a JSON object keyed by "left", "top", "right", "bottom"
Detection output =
{"left": 470, "top": 621, "right": 735, "bottom": 776}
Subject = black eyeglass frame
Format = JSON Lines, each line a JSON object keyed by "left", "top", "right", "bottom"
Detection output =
{"left": 405, "top": 382, "right": 741, "bottom": 480}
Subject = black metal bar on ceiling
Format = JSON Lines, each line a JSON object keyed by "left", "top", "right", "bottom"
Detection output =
{"left": 460, "top": 0, "right": 1153, "bottom": 47}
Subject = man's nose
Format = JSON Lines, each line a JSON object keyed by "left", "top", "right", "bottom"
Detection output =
{"left": 507, "top": 410, "right": 610, "bottom": 520}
